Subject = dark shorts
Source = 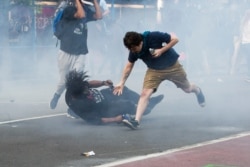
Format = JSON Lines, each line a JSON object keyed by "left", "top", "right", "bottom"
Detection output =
{"left": 143, "top": 61, "right": 190, "bottom": 91}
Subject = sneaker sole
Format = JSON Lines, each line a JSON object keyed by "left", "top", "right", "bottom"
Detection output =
{"left": 122, "top": 119, "right": 138, "bottom": 130}
{"left": 199, "top": 102, "right": 206, "bottom": 107}
{"left": 66, "top": 114, "right": 78, "bottom": 119}
{"left": 49, "top": 103, "right": 56, "bottom": 110}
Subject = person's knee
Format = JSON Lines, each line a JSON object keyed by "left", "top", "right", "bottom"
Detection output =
{"left": 140, "top": 89, "right": 153, "bottom": 100}
{"left": 182, "top": 86, "right": 192, "bottom": 93}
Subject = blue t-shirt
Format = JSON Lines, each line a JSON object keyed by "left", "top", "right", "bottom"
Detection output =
{"left": 128, "top": 31, "right": 179, "bottom": 70}
{"left": 59, "top": 5, "right": 97, "bottom": 55}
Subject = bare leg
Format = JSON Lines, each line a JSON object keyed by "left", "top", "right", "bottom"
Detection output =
{"left": 182, "top": 83, "right": 200, "bottom": 94}
{"left": 182, "top": 83, "right": 205, "bottom": 107}
{"left": 230, "top": 36, "right": 240, "bottom": 75}
{"left": 135, "top": 88, "right": 154, "bottom": 123}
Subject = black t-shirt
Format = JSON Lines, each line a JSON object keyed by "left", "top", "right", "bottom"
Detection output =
{"left": 66, "top": 88, "right": 109, "bottom": 124}
{"left": 128, "top": 31, "right": 179, "bottom": 70}
{"left": 65, "top": 86, "right": 138, "bottom": 124}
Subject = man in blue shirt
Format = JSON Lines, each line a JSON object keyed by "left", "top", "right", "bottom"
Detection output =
{"left": 50, "top": 0, "right": 102, "bottom": 110}
{"left": 65, "top": 70, "right": 164, "bottom": 125}
{"left": 113, "top": 31, "right": 206, "bottom": 130}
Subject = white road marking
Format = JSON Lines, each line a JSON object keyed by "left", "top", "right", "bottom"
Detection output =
{"left": 0, "top": 113, "right": 67, "bottom": 125}
{"left": 94, "top": 132, "right": 250, "bottom": 167}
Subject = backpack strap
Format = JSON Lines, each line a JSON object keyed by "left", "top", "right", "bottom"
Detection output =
{"left": 142, "top": 31, "right": 150, "bottom": 37}
{"left": 142, "top": 31, "right": 150, "bottom": 50}
{"left": 135, "top": 31, "right": 150, "bottom": 58}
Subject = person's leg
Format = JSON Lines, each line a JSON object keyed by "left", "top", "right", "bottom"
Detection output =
{"left": 122, "top": 88, "right": 154, "bottom": 130}
{"left": 122, "top": 69, "right": 162, "bottom": 129}
{"left": 101, "top": 114, "right": 134, "bottom": 124}
{"left": 134, "top": 88, "right": 154, "bottom": 122}
{"left": 241, "top": 44, "right": 250, "bottom": 80}
{"left": 230, "top": 36, "right": 241, "bottom": 75}
{"left": 145, "top": 94, "right": 164, "bottom": 115}
{"left": 119, "top": 86, "right": 164, "bottom": 116}
{"left": 101, "top": 115, "right": 122, "bottom": 123}
{"left": 169, "top": 61, "right": 205, "bottom": 107}
{"left": 72, "top": 54, "right": 86, "bottom": 72}
{"left": 104, "top": 100, "right": 136, "bottom": 117}
{"left": 96, "top": 100, "right": 135, "bottom": 124}
{"left": 64, "top": 54, "right": 86, "bottom": 115}
{"left": 50, "top": 50, "right": 71, "bottom": 109}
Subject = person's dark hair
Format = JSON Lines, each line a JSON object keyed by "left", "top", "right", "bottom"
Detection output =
{"left": 123, "top": 31, "right": 143, "bottom": 49}
{"left": 65, "top": 70, "right": 89, "bottom": 97}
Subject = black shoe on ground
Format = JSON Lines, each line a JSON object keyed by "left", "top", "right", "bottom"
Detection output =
{"left": 196, "top": 87, "right": 205, "bottom": 107}
{"left": 50, "top": 93, "right": 60, "bottom": 109}
{"left": 122, "top": 118, "right": 139, "bottom": 130}
{"left": 122, "top": 114, "right": 133, "bottom": 121}
{"left": 118, "top": 114, "right": 134, "bottom": 124}
{"left": 67, "top": 108, "right": 80, "bottom": 119}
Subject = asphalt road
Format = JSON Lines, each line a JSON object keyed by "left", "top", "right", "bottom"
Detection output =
{"left": 1, "top": 74, "right": 250, "bottom": 167}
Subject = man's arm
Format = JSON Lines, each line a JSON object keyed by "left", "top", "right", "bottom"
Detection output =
{"left": 100, "top": 0, "right": 110, "bottom": 17}
{"left": 88, "top": 80, "right": 113, "bottom": 88}
{"left": 74, "top": 0, "right": 85, "bottom": 18}
{"left": 113, "top": 61, "right": 134, "bottom": 95}
{"left": 120, "top": 61, "right": 134, "bottom": 85}
{"left": 153, "top": 33, "right": 179, "bottom": 58}
{"left": 163, "top": 33, "right": 179, "bottom": 50}
{"left": 92, "top": 0, "right": 102, "bottom": 19}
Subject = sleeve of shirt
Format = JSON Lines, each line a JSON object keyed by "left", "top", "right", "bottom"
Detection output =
{"left": 83, "top": 5, "right": 97, "bottom": 22}
{"left": 128, "top": 52, "right": 138, "bottom": 63}
{"left": 148, "top": 31, "right": 171, "bottom": 45}
{"left": 154, "top": 31, "right": 171, "bottom": 43}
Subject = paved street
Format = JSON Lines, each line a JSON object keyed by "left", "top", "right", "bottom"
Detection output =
{"left": 1, "top": 73, "right": 250, "bottom": 167}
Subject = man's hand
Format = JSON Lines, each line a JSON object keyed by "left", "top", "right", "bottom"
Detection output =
{"left": 113, "top": 84, "right": 124, "bottom": 96}
{"left": 151, "top": 48, "right": 163, "bottom": 58}
{"left": 103, "top": 80, "right": 113, "bottom": 87}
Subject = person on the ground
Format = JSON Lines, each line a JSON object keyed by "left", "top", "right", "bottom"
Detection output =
{"left": 113, "top": 31, "right": 206, "bottom": 130}
{"left": 65, "top": 70, "right": 164, "bottom": 125}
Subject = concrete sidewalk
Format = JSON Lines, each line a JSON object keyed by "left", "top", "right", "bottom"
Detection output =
{"left": 98, "top": 132, "right": 250, "bottom": 167}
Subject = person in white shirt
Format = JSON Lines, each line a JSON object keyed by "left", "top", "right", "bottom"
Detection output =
{"left": 230, "top": 9, "right": 250, "bottom": 81}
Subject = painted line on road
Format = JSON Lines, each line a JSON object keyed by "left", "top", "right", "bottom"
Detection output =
{"left": 95, "top": 131, "right": 250, "bottom": 167}
{"left": 0, "top": 113, "right": 67, "bottom": 125}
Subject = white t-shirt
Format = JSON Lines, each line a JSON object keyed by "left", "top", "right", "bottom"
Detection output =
{"left": 99, "top": 0, "right": 109, "bottom": 11}
{"left": 242, "top": 20, "right": 250, "bottom": 44}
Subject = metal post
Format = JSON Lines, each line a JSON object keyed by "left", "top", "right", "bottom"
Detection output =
{"left": 32, "top": 0, "right": 37, "bottom": 62}
{"left": 111, "top": 0, "right": 115, "bottom": 21}
{"left": 0, "top": 0, "right": 11, "bottom": 81}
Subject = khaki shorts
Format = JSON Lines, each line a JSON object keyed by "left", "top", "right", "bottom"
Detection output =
{"left": 143, "top": 61, "right": 190, "bottom": 91}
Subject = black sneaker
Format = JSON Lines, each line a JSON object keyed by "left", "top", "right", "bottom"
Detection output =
{"left": 118, "top": 114, "right": 133, "bottom": 124}
{"left": 122, "top": 118, "right": 139, "bottom": 130}
{"left": 196, "top": 87, "right": 205, "bottom": 107}
{"left": 67, "top": 108, "right": 80, "bottom": 119}
{"left": 49, "top": 93, "right": 60, "bottom": 109}
{"left": 122, "top": 114, "right": 133, "bottom": 121}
